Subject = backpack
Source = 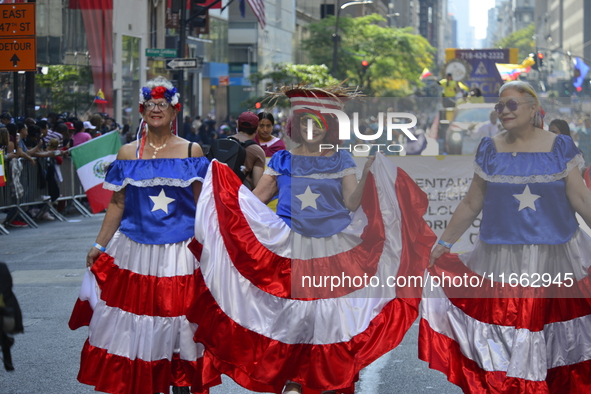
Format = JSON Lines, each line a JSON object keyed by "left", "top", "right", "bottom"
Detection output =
{"left": 207, "top": 136, "right": 257, "bottom": 182}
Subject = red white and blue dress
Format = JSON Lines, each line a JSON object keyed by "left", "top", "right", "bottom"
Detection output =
{"left": 419, "top": 135, "right": 591, "bottom": 393}
{"left": 187, "top": 151, "right": 435, "bottom": 394}
{"left": 69, "top": 157, "right": 211, "bottom": 394}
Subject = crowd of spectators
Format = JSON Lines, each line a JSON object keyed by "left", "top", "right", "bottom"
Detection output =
{"left": 0, "top": 111, "right": 125, "bottom": 229}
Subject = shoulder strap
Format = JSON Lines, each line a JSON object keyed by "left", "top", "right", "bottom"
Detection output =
{"left": 188, "top": 142, "right": 193, "bottom": 158}
{"left": 242, "top": 140, "right": 257, "bottom": 148}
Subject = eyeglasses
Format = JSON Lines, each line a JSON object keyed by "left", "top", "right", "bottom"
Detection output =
{"left": 494, "top": 99, "right": 528, "bottom": 114}
{"left": 144, "top": 101, "right": 170, "bottom": 111}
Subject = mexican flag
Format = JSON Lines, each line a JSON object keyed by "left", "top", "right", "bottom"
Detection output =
{"left": 70, "top": 132, "right": 121, "bottom": 213}
{"left": 0, "top": 153, "right": 5, "bottom": 187}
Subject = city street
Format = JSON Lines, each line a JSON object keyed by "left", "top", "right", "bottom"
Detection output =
{"left": 0, "top": 212, "right": 461, "bottom": 394}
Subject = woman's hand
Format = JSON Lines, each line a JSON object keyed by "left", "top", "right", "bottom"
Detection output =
{"left": 429, "top": 244, "right": 449, "bottom": 267}
{"left": 86, "top": 246, "right": 102, "bottom": 268}
{"left": 361, "top": 154, "right": 377, "bottom": 179}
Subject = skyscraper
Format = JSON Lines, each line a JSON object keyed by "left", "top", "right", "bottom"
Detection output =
{"left": 448, "top": 0, "right": 471, "bottom": 48}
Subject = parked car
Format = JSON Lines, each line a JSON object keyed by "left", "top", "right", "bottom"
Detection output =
{"left": 445, "top": 103, "right": 497, "bottom": 154}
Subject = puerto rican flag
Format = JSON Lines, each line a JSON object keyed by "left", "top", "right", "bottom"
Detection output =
{"left": 420, "top": 246, "right": 591, "bottom": 393}
{"left": 187, "top": 155, "right": 435, "bottom": 393}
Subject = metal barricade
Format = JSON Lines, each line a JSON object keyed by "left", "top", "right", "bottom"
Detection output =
{"left": 0, "top": 157, "right": 92, "bottom": 235}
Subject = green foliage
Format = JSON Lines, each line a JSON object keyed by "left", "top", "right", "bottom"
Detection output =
{"left": 494, "top": 23, "right": 535, "bottom": 62}
{"left": 302, "top": 14, "right": 434, "bottom": 95}
{"left": 35, "top": 65, "right": 94, "bottom": 115}
{"left": 244, "top": 63, "right": 339, "bottom": 108}
{"left": 249, "top": 63, "right": 338, "bottom": 88}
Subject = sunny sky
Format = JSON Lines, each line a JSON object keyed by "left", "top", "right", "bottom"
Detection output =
{"left": 470, "top": 0, "right": 496, "bottom": 40}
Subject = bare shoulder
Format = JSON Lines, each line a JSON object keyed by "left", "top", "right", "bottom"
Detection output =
{"left": 190, "top": 141, "right": 204, "bottom": 158}
{"left": 117, "top": 142, "right": 138, "bottom": 160}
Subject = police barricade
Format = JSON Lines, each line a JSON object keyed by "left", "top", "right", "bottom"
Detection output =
{"left": 0, "top": 157, "right": 91, "bottom": 235}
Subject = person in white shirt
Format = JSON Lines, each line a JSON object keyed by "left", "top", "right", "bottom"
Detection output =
{"left": 461, "top": 110, "right": 501, "bottom": 155}
{"left": 476, "top": 110, "right": 500, "bottom": 139}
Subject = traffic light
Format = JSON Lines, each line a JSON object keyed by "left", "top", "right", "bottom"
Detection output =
{"left": 255, "top": 102, "right": 262, "bottom": 109}
{"left": 561, "top": 81, "right": 572, "bottom": 97}
{"left": 537, "top": 52, "right": 544, "bottom": 68}
{"left": 529, "top": 53, "right": 539, "bottom": 71}
{"left": 361, "top": 60, "right": 369, "bottom": 74}
{"left": 190, "top": 1, "right": 208, "bottom": 29}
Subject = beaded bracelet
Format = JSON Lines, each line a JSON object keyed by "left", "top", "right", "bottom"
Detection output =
{"left": 93, "top": 242, "right": 106, "bottom": 252}
{"left": 437, "top": 239, "right": 453, "bottom": 249}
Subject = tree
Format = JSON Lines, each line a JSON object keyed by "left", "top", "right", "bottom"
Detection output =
{"left": 302, "top": 14, "right": 434, "bottom": 95}
{"left": 36, "top": 65, "right": 94, "bottom": 116}
{"left": 245, "top": 63, "right": 339, "bottom": 108}
{"left": 494, "top": 23, "right": 535, "bottom": 62}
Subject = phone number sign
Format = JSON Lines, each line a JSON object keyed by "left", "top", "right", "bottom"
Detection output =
{"left": 446, "top": 48, "right": 519, "bottom": 97}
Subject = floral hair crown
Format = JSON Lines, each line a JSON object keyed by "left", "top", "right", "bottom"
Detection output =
{"left": 139, "top": 85, "right": 181, "bottom": 112}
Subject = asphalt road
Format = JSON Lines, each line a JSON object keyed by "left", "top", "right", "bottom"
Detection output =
{"left": 0, "top": 211, "right": 462, "bottom": 394}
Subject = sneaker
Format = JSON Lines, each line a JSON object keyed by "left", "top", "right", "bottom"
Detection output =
{"left": 8, "top": 220, "right": 28, "bottom": 228}
{"left": 41, "top": 212, "right": 55, "bottom": 221}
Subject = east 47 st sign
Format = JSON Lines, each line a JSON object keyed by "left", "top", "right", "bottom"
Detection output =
{"left": 0, "top": 3, "right": 36, "bottom": 72}
{"left": 0, "top": 3, "right": 35, "bottom": 37}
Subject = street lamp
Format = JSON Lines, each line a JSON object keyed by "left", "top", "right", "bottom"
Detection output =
{"left": 332, "top": 0, "right": 373, "bottom": 78}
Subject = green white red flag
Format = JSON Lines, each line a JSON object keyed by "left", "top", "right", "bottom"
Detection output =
{"left": 70, "top": 131, "right": 121, "bottom": 213}
{"left": 0, "top": 153, "right": 6, "bottom": 187}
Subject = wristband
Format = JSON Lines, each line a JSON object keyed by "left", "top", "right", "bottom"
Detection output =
{"left": 93, "top": 242, "right": 106, "bottom": 252}
{"left": 437, "top": 239, "right": 453, "bottom": 249}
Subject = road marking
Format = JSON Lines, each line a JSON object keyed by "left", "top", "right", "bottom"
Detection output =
{"left": 12, "top": 269, "right": 86, "bottom": 284}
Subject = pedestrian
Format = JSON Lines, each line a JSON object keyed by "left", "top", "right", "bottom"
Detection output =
{"left": 229, "top": 111, "right": 266, "bottom": 189}
{"left": 438, "top": 73, "right": 466, "bottom": 108}
{"left": 191, "top": 115, "right": 202, "bottom": 136}
{"left": 182, "top": 115, "right": 192, "bottom": 139}
{"left": 71, "top": 121, "right": 91, "bottom": 146}
{"left": 549, "top": 118, "right": 572, "bottom": 137}
{"left": 573, "top": 116, "right": 591, "bottom": 166}
{"left": 69, "top": 76, "right": 211, "bottom": 394}
{"left": 187, "top": 85, "right": 434, "bottom": 394}
{"left": 420, "top": 80, "right": 591, "bottom": 393}
{"left": 254, "top": 112, "right": 286, "bottom": 157}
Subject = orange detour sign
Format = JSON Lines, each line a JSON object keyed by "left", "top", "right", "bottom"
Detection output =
{"left": 0, "top": 3, "right": 36, "bottom": 72}
{"left": 0, "top": 38, "right": 37, "bottom": 72}
{"left": 0, "top": 3, "right": 36, "bottom": 37}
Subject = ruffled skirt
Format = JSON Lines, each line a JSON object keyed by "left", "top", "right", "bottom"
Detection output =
{"left": 419, "top": 231, "right": 591, "bottom": 393}
{"left": 69, "top": 231, "right": 210, "bottom": 394}
{"left": 187, "top": 156, "right": 435, "bottom": 394}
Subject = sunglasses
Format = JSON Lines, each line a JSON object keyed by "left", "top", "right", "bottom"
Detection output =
{"left": 494, "top": 99, "right": 527, "bottom": 114}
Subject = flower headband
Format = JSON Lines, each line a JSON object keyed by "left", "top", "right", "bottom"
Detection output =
{"left": 139, "top": 85, "right": 181, "bottom": 112}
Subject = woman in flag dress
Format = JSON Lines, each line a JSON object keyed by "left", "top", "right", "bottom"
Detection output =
{"left": 187, "top": 86, "right": 435, "bottom": 394}
{"left": 420, "top": 80, "right": 591, "bottom": 393}
{"left": 69, "top": 77, "right": 212, "bottom": 394}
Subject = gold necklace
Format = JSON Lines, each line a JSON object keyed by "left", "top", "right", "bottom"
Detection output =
{"left": 148, "top": 140, "right": 167, "bottom": 159}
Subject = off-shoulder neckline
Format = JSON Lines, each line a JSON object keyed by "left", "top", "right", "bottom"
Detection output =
{"left": 488, "top": 134, "right": 560, "bottom": 154}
